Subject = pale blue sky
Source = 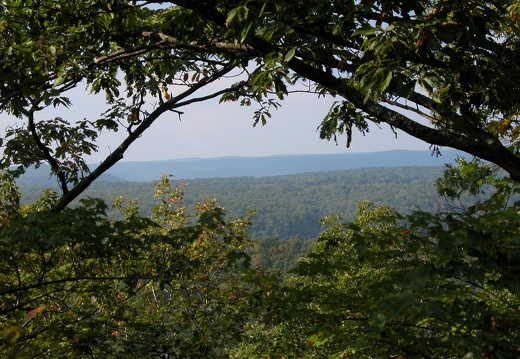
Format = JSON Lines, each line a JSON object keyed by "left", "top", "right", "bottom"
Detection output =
{"left": 85, "top": 93, "right": 428, "bottom": 162}
{"left": 2, "top": 81, "right": 429, "bottom": 163}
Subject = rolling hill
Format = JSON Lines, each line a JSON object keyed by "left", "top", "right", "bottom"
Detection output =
{"left": 18, "top": 149, "right": 465, "bottom": 183}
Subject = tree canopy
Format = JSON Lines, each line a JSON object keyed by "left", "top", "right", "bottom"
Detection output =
{"left": 1, "top": 0, "right": 520, "bottom": 211}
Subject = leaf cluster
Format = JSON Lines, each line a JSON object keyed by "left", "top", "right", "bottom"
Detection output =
{"left": 239, "top": 163, "right": 520, "bottom": 358}
{"left": 0, "top": 175, "right": 273, "bottom": 358}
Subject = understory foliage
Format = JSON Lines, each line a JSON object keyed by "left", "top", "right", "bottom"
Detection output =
{"left": 234, "top": 159, "right": 520, "bottom": 358}
{"left": 0, "top": 175, "right": 276, "bottom": 358}
{"left": 1, "top": 164, "right": 519, "bottom": 357}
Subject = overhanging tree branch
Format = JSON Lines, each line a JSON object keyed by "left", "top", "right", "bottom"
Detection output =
{"left": 286, "top": 57, "right": 520, "bottom": 180}
{"left": 51, "top": 63, "right": 243, "bottom": 212}
{"left": 170, "top": 1, "right": 520, "bottom": 181}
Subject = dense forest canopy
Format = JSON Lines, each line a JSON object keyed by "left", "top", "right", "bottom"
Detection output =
{"left": 21, "top": 166, "right": 445, "bottom": 238}
{"left": 1, "top": 1, "right": 519, "bottom": 357}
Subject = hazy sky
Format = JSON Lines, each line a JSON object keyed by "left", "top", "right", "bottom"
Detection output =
{"left": 2, "top": 80, "right": 429, "bottom": 163}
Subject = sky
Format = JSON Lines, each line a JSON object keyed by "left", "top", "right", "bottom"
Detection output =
{"left": 1, "top": 78, "right": 429, "bottom": 163}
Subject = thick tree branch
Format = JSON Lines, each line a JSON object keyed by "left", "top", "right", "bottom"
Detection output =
{"left": 382, "top": 98, "right": 435, "bottom": 122}
{"left": 90, "top": 32, "right": 256, "bottom": 72}
{"left": 141, "top": 31, "right": 256, "bottom": 55}
{"left": 287, "top": 57, "right": 520, "bottom": 180}
{"left": 157, "top": 2, "right": 520, "bottom": 180}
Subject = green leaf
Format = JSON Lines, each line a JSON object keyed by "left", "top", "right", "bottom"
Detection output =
{"left": 380, "top": 71, "right": 393, "bottom": 92}
{"left": 226, "top": 8, "right": 239, "bottom": 26}
{"left": 284, "top": 48, "right": 296, "bottom": 62}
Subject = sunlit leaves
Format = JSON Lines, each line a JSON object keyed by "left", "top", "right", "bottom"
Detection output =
{"left": 0, "top": 171, "right": 20, "bottom": 222}
{"left": 0, "top": 174, "right": 270, "bottom": 357}
{"left": 1, "top": 327, "right": 21, "bottom": 345}
{"left": 435, "top": 157, "right": 520, "bottom": 213}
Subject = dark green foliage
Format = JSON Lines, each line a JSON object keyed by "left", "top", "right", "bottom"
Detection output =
{"left": 0, "top": 176, "right": 274, "bottom": 358}
{"left": 247, "top": 236, "right": 315, "bottom": 273}
{"left": 235, "top": 161, "right": 520, "bottom": 358}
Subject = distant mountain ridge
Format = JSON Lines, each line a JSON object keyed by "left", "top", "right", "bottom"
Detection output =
{"left": 19, "top": 149, "right": 465, "bottom": 184}
{"left": 105, "top": 149, "right": 464, "bottom": 182}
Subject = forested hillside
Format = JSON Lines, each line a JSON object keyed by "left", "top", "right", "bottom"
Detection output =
{"left": 21, "top": 166, "right": 444, "bottom": 239}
